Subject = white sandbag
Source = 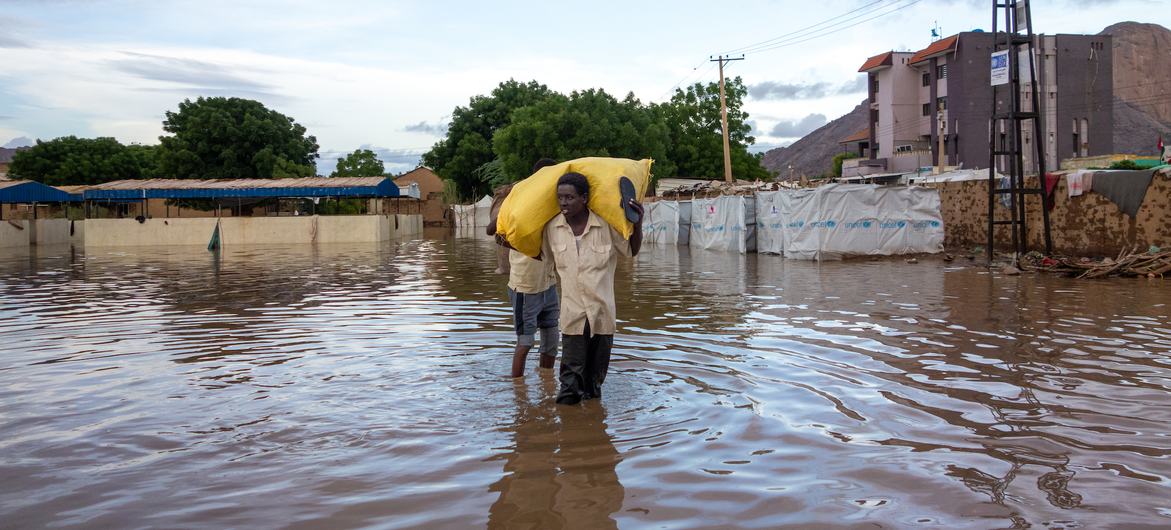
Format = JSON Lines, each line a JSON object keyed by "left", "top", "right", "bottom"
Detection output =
{"left": 642, "top": 200, "right": 693, "bottom": 246}
{"left": 473, "top": 195, "right": 493, "bottom": 227}
{"left": 783, "top": 184, "right": 943, "bottom": 260}
{"left": 755, "top": 191, "right": 789, "bottom": 255}
{"left": 690, "top": 195, "right": 756, "bottom": 254}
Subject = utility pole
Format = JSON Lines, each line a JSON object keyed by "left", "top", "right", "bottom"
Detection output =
{"left": 936, "top": 108, "right": 946, "bottom": 175}
{"left": 711, "top": 54, "right": 744, "bottom": 183}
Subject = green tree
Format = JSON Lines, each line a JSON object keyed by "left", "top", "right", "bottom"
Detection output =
{"left": 157, "top": 97, "right": 319, "bottom": 179}
{"left": 656, "top": 77, "right": 772, "bottom": 181}
{"left": 492, "top": 89, "right": 673, "bottom": 184}
{"left": 8, "top": 136, "right": 159, "bottom": 186}
{"left": 331, "top": 148, "right": 385, "bottom": 177}
{"left": 832, "top": 152, "right": 861, "bottom": 178}
{"left": 421, "top": 80, "right": 554, "bottom": 200}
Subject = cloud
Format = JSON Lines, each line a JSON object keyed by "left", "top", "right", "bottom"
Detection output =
{"left": 749, "top": 77, "right": 866, "bottom": 100}
{"left": 769, "top": 114, "right": 827, "bottom": 137}
{"left": 109, "top": 51, "right": 285, "bottom": 101}
{"left": 404, "top": 120, "right": 449, "bottom": 136}
{"left": 318, "top": 144, "right": 426, "bottom": 175}
{"left": 3, "top": 136, "right": 34, "bottom": 148}
{"left": 0, "top": 35, "right": 30, "bottom": 48}
{"left": 0, "top": 16, "right": 31, "bottom": 48}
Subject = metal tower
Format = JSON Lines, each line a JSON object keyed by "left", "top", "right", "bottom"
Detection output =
{"left": 987, "top": 0, "right": 1052, "bottom": 261}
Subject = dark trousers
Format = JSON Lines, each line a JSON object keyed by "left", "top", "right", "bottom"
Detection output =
{"left": 556, "top": 322, "right": 613, "bottom": 405}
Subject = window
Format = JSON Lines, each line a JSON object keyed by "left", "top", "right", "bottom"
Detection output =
{"left": 936, "top": 97, "right": 947, "bottom": 111}
{"left": 872, "top": 77, "right": 880, "bottom": 93}
{"left": 936, "top": 64, "right": 948, "bottom": 79}
{"left": 922, "top": 103, "right": 931, "bottom": 116}
{"left": 922, "top": 72, "right": 930, "bottom": 86}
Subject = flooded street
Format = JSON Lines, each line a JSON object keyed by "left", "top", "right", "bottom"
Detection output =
{"left": 2, "top": 233, "right": 1170, "bottom": 529}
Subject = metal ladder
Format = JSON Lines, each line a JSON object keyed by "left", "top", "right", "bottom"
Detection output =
{"left": 987, "top": 0, "right": 1052, "bottom": 262}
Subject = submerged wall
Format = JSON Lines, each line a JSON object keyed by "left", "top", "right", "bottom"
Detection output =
{"left": 1, "top": 220, "right": 28, "bottom": 248}
{"left": 928, "top": 169, "right": 1171, "bottom": 256}
{"left": 81, "top": 214, "right": 423, "bottom": 248}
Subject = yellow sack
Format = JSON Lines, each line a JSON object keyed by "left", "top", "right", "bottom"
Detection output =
{"left": 497, "top": 157, "right": 652, "bottom": 258}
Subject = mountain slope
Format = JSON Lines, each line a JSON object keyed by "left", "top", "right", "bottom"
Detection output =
{"left": 761, "top": 101, "right": 867, "bottom": 179}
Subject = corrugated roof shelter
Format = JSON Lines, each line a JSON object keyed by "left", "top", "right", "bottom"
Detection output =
{"left": 0, "top": 180, "right": 77, "bottom": 203}
{"left": 82, "top": 177, "right": 401, "bottom": 200}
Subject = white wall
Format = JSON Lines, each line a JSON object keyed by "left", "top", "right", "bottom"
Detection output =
{"left": 33, "top": 219, "right": 84, "bottom": 246}
{"left": 0, "top": 220, "right": 29, "bottom": 248}
{"left": 83, "top": 215, "right": 423, "bottom": 248}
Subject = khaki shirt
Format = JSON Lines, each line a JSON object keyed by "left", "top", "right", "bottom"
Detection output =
{"left": 542, "top": 211, "right": 631, "bottom": 335}
{"left": 507, "top": 249, "right": 556, "bottom": 294}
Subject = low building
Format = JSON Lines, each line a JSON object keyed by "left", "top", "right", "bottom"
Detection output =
{"left": 393, "top": 167, "right": 448, "bottom": 226}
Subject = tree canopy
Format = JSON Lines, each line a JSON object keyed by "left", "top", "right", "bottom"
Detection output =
{"left": 421, "top": 80, "right": 554, "bottom": 200}
{"left": 492, "top": 89, "right": 672, "bottom": 183}
{"left": 658, "top": 77, "right": 771, "bottom": 181}
{"left": 157, "top": 97, "right": 319, "bottom": 179}
{"left": 331, "top": 148, "right": 385, "bottom": 177}
{"left": 423, "top": 77, "right": 772, "bottom": 200}
{"left": 8, "top": 136, "right": 159, "bottom": 186}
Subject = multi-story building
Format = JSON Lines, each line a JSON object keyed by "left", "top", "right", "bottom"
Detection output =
{"left": 854, "top": 32, "right": 1113, "bottom": 176}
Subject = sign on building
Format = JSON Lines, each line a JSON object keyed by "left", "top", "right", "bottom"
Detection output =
{"left": 990, "top": 50, "right": 1009, "bottom": 86}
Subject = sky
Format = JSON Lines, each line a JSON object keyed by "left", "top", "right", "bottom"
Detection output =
{"left": 0, "top": 0, "right": 1165, "bottom": 174}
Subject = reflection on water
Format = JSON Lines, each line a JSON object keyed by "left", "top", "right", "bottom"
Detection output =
{"left": 1, "top": 234, "right": 1170, "bottom": 528}
{"left": 488, "top": 375, "right": 623, "bottom": 529}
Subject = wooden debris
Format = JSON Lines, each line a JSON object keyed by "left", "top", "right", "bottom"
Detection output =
{"left": 1021, "top": 247, "right": 1171, "bottom": 279}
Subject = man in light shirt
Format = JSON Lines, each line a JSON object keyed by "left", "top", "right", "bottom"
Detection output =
{"left": 542, "top": 172, "right": 642, "bottom": 405}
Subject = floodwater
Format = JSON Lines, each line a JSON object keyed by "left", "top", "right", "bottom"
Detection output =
{"left": 2, "top": 233, "right": 1170, "bottom": 529}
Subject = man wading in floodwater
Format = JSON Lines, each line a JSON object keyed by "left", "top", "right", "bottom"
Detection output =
{"left": 488, "top": 159, "right": 561, "bottom": 378}
{"left": 542, "top": 172, "right": 642, "bottom": 404}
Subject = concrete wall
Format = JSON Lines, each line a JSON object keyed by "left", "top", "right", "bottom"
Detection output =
{"left": 928, "top": 169, "right": 1170, "bottom": 256}
{"left": 83, "top": 214, "right": 423, "bottom": 248}
{"left": 1, "top": 220, "right": 28, "bottom": 248}
{"left": 1055, "top": 34, "right": 1114, "bottom": 162}
{"left": 33, "top": 219, "right": 84, "bottom": 246}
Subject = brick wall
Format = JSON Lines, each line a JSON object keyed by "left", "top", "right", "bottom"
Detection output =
{"left": 928, "top": 169, "right": 1171, "bottom": 255}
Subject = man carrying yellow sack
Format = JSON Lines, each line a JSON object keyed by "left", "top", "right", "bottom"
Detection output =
{"left": 542, "top": 172, "right": 643, "bottom": 404}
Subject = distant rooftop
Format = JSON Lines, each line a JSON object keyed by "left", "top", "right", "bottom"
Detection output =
{"left": 79, "top": 177, "right": 401, "bottom": 200}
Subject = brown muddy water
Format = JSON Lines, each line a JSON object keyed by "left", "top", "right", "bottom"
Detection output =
{"left": 2, "top": 233, "right": 1170, "bottom": 529}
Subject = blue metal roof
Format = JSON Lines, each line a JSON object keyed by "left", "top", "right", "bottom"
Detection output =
{"left": 0, "top": 180, "right": 78, "bottom": 203}
{"left": 80, "top": 177, "right": 401, "bottom": 201}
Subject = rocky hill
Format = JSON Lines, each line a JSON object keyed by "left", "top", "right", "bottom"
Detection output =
{"left": 761, "top": 101, "right": 867, "bottom": 180}
{"left": 763, "top": 21, "right": 1171, "bottom": 177}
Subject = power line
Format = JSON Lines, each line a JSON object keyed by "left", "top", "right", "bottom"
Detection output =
{"left": 720, "top": 0, "right": 894, "bottom": 56}
{"left": 740, "top": 0, "right": 925, "bottom": 56}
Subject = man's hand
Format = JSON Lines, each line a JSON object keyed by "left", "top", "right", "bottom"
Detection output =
{"left": 628, "top": 199, "right": 645, "bottom": 227}
{"left": 628, "top": 199, "right": 644, "bottom": 257}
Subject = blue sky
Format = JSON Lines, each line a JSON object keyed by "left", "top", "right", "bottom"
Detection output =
{"left": 0, "top": 0, "right": 1165, "bottom": 174}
